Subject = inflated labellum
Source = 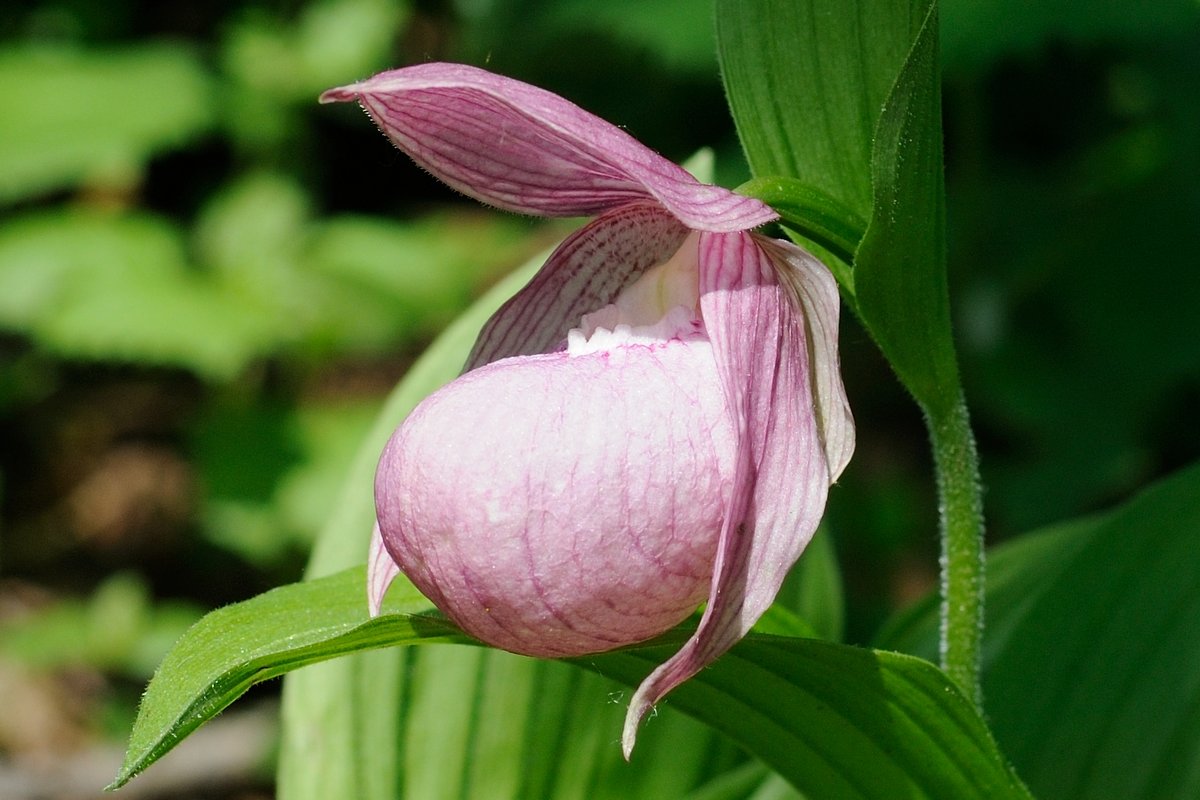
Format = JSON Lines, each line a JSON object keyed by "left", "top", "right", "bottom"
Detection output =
{"left": 322, "top": 62, "right": 854, "bottom": 756}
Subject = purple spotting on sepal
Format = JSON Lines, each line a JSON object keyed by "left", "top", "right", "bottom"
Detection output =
{"left": 323, "top": 62, "right": 854, "bottom": 756}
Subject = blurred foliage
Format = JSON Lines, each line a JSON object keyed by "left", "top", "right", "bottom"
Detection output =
{"left": 0, "top": 44, "right": 214, "bottom": 202}
{"left": 0, "top": 0, "right": 1197, "bottom": 795}
{"left": 0, "top": 573, "right": 200, "bottom": 679}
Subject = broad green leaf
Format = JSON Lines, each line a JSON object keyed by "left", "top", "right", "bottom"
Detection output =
{"left": 718, "top": 0, "right": 979, "bottom": 694}
{"left": 598, "top": 639, "right": 1029, "bottom": 800}
{"left": 114, "top": 565, "right": 1028, "bottom": 798}
{"left": 719, "top": 0, "right": 959, "bottom": 413}
{"left": 877, "top": 462, "right": 1200, "bottom": 799}
{"left": 736, "top": 175, "right": 864, "bottom": 289}
{"left": 0, "top": 44, "right": 213, "bottom": 202}
{"left": 854, "top": 2, "right": 960, "bottom": 412}
{"left": 109, "top": 567, "right": 460, "bottom": 790}
{"left": 776, "top": 527, "right": 845, "bottom": 643}
{"left": 716, "top": 0, "right": 924, "bottom": 226}
{"left": 117, "top": 563, "right": 747, "bottom": 798}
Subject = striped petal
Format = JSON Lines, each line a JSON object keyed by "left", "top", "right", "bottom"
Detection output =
{"left": 320, "top": 62, "right": 775, "bottom": 233}
{"left": 467, "top": 201, "right": 688, "bottom": 369}
{"left": 768, "top": 236, "right": 855, "bottom": 480}
{"left": 622, "top": 231, "right": 851, "bottom": 756}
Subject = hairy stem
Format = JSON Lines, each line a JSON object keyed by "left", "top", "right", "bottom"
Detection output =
{"left": 927, "top": 394, "right": 984, "bottom": 705}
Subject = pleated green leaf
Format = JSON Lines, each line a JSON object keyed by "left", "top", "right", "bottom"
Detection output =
{"left": 113, "top": 564, "right": 1029, "bottom": 799}
{"left": 878, "top": 462, "right": 1200, "bottom": 799}
{"left": 853, "top": 3, "right": 960, "bottom": 411}
{"left": 108, "top": 568, "right": 460, "bottom": 790}
{"left": 716, "top": 0, "right": 923, "bottom": 225}
{"left": 719, "top": 0, "right": 960, "bottom": 414}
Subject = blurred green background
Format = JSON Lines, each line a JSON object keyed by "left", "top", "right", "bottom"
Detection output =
{"left": 1, "top": 0, "right": 1197, "bottom": 796}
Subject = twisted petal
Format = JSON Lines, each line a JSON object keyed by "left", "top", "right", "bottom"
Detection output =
{"left": 622, "top": 231, "right": 852, "bottom": 756}
{"left": 762, "top": 236, "right": 855, "bottom": 480}
{"left": 320, "top": 62, "right": 776, "bottom": 232}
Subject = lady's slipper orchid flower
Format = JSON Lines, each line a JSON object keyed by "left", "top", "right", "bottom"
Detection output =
{"left": 321, "top": 63, "right": 854, "bottom": 756}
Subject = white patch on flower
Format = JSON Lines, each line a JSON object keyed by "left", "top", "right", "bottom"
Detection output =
{"left": 566, "top": 305, "right": 704, "bottom": 356}
{"left": 566, "top": 233, "right": 705, "bottom": 357}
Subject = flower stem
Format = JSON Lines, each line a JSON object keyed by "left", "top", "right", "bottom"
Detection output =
{"left": 927, "top": 393, "right": 984, "bottom": 705}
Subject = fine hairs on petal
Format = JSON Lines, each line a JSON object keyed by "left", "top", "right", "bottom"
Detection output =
{"left": 320, "top": 63, "right": 777, "bottom": 232}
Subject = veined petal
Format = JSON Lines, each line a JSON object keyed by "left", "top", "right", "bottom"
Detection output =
{"left": 467, "top": 202, "right": 688, "bottom": 369}
{"left": 320, "top": 62, "right": 775, "bottom": 232}
{"left": 622, "top": 231, "right": 845, "bottom": 756}
{"left": 375, "top": 333, "right": 736, "bottom": 659}
{"left": 758, "top": 236, "right": 855, "bottom": 479}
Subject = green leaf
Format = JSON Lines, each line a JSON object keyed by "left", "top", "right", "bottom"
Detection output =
{"left": 775, "top": 527, "right": 845, "bottom": 643}
{"left": 877, "top": 462, "right": 1200, "bottom": 799}
{"left": 0, "top": 44, "right": 214, "bottom": 202}
{"left": 718, "top": 0, "right": 958, "bottom": 412}
{"left": 736, "top": 175, "right": 864, "bottom": 288}
{"left": 718, "top": 0, "right": 982, "bottom": 698}
{"left": 114, "top": 565, "right": 1028, "bottom": 798}
{"left": 595, "top": 640, "right": 1029, "bottom": 800}
{"left": 716, "top": 0, "right": 924, "bottom": 225}
{"left": 109, "top": 567, "right": 461, "bottom": 790}
{"left": 117, "top": 561, "right": 749, "bottom": 798}
{"left": 854, "top": 3, "right": 960, "bottom": 412}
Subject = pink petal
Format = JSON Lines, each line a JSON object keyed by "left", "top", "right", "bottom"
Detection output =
{"left": 374, "top": 334, "right": 737, "bottom": 659}
{"left": 622, "top": 231, "right": 849, "bottom": 757}
{"left": 759, "top": 235, "right": 855, "bottom": 480}
{"left": 467, "top": 201, "right": 688, "bottom": 369}
{"left": 321, "top": 62, "right": 775, "bottom": 232}
{"left": 367, "top": 520, "right": 401, "bottom": 617}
